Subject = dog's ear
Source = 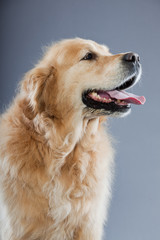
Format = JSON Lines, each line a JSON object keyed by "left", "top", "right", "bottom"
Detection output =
{"left": 21, "top": 66, "right": 55, "bottom": 119}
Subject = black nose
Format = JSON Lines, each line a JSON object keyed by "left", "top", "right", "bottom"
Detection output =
{"left": 123, "top": 52, "right": 140, "bottom": 63}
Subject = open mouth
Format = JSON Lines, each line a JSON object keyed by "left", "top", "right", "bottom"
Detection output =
{"left": 82, "top": 75, "right": 145, "bottom": 115}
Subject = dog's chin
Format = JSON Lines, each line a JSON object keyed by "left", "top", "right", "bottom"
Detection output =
{"left": 83, "top": 109, "right": 131, "bottom": 119}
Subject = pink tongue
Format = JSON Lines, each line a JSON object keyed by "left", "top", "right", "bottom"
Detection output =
{"left": 105, "top": 90, "right": 146, "bottom": 105}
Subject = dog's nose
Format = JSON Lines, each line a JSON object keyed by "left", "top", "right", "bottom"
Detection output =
{"left": 123, "top": 52, "right": 140, "bottom": 63}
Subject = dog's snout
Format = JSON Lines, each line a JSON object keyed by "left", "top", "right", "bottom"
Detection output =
{"left": 123, "top": 52, "right": 140, "bottom": 63}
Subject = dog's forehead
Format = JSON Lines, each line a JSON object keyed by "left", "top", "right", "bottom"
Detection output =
{"left": 54, "top": 39, "right": 110, "bottom": 65}
{"left": 84, "top": 40, "right": 110, "bottom": 54}
{"left": 43, "top": 39, "right": 111, "bottom": 67}
{"left": 63, "top": 39, "right": 110, "bottom": 56}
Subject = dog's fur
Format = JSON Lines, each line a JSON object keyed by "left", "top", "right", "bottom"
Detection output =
{"left": 0, "top": 38, "right": 140, "bottom": 239}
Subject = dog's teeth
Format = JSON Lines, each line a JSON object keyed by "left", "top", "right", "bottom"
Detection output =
{"left": 90, "top": 92, "right": 114, "bottom": 103}
{"left": 92, "top": 92, "right": 97, "bottom": 96}
{"left": 93, "top": 93, "right": 100, "bottom": 99}
{"left": 91, "top": 92, "right": 100, "bottom": 98}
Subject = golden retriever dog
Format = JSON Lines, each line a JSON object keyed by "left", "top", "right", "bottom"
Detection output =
{"left": 0, "top": 38, "right": 145, "bottom": 240}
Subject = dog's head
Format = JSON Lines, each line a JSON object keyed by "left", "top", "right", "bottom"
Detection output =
{"left": 21, "top": 38, "right": 145, "bottom": 120}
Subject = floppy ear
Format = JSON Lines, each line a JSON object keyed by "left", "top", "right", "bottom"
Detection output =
{"left": 21, "top": 66, "right": 55, "bottom": 118}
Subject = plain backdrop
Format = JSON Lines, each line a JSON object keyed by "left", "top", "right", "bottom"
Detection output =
{"left": 0, "top": 0, "right": 160, "bottom": 239}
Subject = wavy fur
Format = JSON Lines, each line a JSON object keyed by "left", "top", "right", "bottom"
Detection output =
{"left": 0, "top": 38, "right": 116, "bottom": 240}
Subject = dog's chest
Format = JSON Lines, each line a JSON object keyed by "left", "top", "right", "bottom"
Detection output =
{"left": 46, "top": 147, "right": 108, "bottom": 223}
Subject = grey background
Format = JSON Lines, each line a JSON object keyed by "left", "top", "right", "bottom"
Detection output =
{"left": 0, "top": 0, "right": 160, "bottom": 239}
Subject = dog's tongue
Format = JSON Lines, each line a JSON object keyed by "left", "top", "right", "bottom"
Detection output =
{"left": 107, "top": 90, "right": 146, "bottom": 105}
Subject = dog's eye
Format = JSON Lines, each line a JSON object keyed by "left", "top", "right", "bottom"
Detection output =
{"left": 81, "top": 52, "right": 95, "bottom": 61}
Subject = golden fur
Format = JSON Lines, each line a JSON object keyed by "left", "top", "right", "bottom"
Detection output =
{"left": 0, "top": 38, "right": 132, "bottom": 239}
